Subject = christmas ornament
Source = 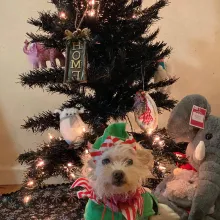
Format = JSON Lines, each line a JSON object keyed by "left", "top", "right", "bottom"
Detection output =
{"left": 64, "top": 28, "right": 91, "bottom": 82}
{"left": 23, "top": 40, "right": 65, "bottom": 69}
{"left": 133, "top": 91, "right": 158, "bottom": 133}
{"left": 154, "top": 59, "right": 172, "bottom": 94}
{"left": 54, "top": 108, "right": 87, "bottom": 144}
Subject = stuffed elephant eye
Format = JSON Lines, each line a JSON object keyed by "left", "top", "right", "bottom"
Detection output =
{"left": 205, "top": 133, "right": 213, "bottom": 140}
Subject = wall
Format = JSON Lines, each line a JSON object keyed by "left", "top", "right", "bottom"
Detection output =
{"left": 143, "top": 0, "right": 220, "bottom": 126}
{"left": 0, "top": 0, "right": 219, "bottom": 184}
{"left": 0, "top": 1, "right": 61, "bottom": 184}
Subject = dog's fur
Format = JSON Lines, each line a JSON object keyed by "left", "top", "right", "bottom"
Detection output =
{"left": 83, "top": 144, "right": 180, "bottom": 220}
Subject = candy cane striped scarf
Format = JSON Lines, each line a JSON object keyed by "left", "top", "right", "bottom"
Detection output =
{"left": 71, "top": 178, "right": 146, "bottom": 220}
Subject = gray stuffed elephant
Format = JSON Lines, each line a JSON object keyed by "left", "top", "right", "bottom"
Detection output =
{"left": 155, "top": 94, "right": 220, "bottom": 220}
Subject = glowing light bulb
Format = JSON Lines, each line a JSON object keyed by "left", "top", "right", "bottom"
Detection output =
{"left": 27, "top": 180, "right": 34, "bottom": 187}
{"left": 159, "top": 165, "right": 166, "bottom": 172}
{"left": 89, "top": 0, "right": 95, "bottom": 5}
{"left": 85, "top": 149, "right": 89, "bottom": 154}
{"left": 70, "top": 173, "right": 75, "bottom": 178}
{"left": 89, "top": 10, "right": 95, "bottom": 16}
{"left": 67, "top": 163, "right": 73, "bottom": 167}
{"left": 159, "top": 141, "right": 164, "bottom": 146}
{"left": 36, "top": 160, "right": 45, "bottom": 168}
{"left": 24, "top": 196, "right": 31, "bottom": 204}
{"left": 59, "top": 11, "right": 67, "bottom": 19}
{"left": 48, "top": 133, "right": 53, "bottom": 140}
{"left": 147, "top": 129, "right": 153, "bottom": 135}
{"left": 154, "top": 136, "right": 160, "bottom": 141}
{"left": 175, "top": 153, "right": 183, "bottom": 158}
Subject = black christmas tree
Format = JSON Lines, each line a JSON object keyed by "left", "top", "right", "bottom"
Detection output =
{"left": 0, "top": 0, "right": 187, "bottom": 219}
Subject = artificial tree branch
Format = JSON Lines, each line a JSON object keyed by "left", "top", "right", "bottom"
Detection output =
{"left": 19, "top": 68, "right": 64, "bottom": 88}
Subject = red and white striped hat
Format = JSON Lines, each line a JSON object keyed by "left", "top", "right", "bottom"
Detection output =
{"left": 89, "top": 123, "right": 137, "bottom": 162}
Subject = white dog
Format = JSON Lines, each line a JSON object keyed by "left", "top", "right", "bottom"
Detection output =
{"left": 79, "top": 144, "right": 180, "bottom": 220}
{"left": 72, "top": 123, "right": 180, "bottom": 220}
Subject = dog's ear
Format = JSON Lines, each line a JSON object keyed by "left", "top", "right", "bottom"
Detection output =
{"left": 136, "top": 148, "right": 154, "bottom": 170}
{"left": 128, "top": 147, "right": 137, "bottom": 155}
{"left": 81, "top": 153, "right": 96, "bottom": 177}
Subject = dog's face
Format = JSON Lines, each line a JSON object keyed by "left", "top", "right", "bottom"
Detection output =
{"left": 85, "top": 144, "right": 154, "bottom": 199}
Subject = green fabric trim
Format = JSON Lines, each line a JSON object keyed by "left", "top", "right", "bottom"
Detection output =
{"left": 84, "top": 192, "right": 158, "bottom": 220}
{"left": 142, "top": 192, "right": 158, "bottom": 217}
{"left": 84, "top": 199, "right": 123, "bottom": 220}
{"left": 93, "top": 123, "right": 129, "bottom": 150}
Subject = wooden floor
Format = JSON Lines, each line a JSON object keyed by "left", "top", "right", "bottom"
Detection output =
{"left": 0, "top": 185, "right": 21, "bottom": 194}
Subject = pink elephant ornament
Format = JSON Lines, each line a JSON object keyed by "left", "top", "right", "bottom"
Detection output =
{"left": 23, "top": 40, "right": 65, "bottom": 69}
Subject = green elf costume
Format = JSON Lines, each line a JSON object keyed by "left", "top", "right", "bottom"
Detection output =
{"left": 72, "top": 123, "right": 158, "bottom": 220}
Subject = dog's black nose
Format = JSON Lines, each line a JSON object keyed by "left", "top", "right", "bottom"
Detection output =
{"left": 112, "top": 170, "right": 125, "bottom": 180}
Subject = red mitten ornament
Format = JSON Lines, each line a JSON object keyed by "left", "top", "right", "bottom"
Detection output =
{"left": 134, "top": 90, "right": 158, "bottom": 133}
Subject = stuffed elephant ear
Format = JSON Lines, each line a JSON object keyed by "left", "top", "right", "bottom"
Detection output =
{"left": 167, "top": 94, "right": 211, "bottom": 143}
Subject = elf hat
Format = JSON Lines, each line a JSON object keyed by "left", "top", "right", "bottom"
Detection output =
{"left": 89, "top": 123, "right": 137, "bottom": 162}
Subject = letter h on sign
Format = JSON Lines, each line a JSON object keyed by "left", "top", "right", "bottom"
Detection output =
{"left": 64, "top": 41, "right": 87, "bottom": 82}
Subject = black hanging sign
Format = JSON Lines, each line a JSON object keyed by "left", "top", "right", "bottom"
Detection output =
{"left": 64, "top": 41, "right": 87, "bottom": 82}
{"left": 64, "top": 28, "right": 90, "bottom": 82}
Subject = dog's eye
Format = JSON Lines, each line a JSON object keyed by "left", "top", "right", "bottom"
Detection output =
{"left": 126, "top": 159, "right": 133, "bottom": 166}
{"left": 102, "top": 158, "right": 110, "bottom": 165}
